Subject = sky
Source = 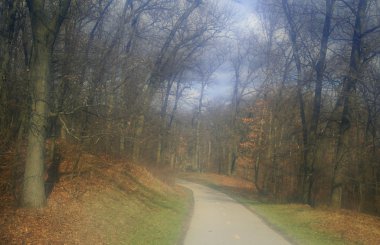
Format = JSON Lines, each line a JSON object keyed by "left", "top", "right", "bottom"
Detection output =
{"left": 179, "top": 0, "right": 259, "bottom": 110}
{"left": 205, "top": 0, "right": 258, "bottom": 100}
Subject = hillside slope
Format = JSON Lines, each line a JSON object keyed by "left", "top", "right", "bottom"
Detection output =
{"left": 0, "top": 144, "right": 191, "bottom": 244}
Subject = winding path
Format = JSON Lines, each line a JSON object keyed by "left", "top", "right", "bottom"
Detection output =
{"left": 177, "top": 179, "right": 292, "bottom": 245}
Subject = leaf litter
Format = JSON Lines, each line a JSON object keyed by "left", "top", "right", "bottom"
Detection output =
{"left": 0, "top": 142, "right": 178, "bottom": 244}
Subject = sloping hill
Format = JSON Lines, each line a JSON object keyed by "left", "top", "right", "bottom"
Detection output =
{"left": 0, "top": 143, "right": 191, "bottom": 244}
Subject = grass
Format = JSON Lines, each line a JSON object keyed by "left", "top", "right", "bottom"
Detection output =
{"left": 179, "top": 173, "right": 380, "bottom": 245}
{"left": 84, "top": 185, "right": 192, "bottom": 245}
{"left": 248, "top": 203, "right": 350, "bottom": 245}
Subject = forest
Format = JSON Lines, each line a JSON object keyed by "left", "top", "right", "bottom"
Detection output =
{"left": 0, "top": 0, "right": 380, "bottom": 215}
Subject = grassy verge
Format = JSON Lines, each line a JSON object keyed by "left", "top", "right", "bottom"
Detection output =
{"left": 84, "top": 184, "right": 192, "bottom": 245}
{"left": 179, "top": 173, "right": 380, "bottom": 245}
{"left": 247, "top": 203, "right": 350, "bottom": 245}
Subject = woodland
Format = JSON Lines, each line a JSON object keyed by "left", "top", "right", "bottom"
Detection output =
{"left": 0, "top": 0, "right": 380, "bottom": 216}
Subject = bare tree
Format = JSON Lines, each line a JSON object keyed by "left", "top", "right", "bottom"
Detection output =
{"left": 331, "top": 0, "right": 368, "bottom": 209}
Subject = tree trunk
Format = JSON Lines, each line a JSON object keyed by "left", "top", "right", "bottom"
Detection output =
{"left": 207, "top": 140, "right": 211, "bottom": 171}
{"left": 282, "top": 0, "right": 309, "bottom": 203}
{"left": 22, "top": 0, "right": 70, "bottom": 208}
{"left": 304, "top": 0, "right": 336, "bottom": 205}
{"left": 195, "top": 81, "right": 206, "bottom": 171}
{"left": 119, "top": 120, "right": 126, "bottom": 157}
{"left": 132, "top": 114, "right": 144, "bottom": 161}
{"left": 196, "top": 118, "right": 201, "bottom": 171}
{"left": 156, "top": 79, "right": 174, "bottom": 165}
{"left": 331, "top": 0, "right": 367, "bottom": 209}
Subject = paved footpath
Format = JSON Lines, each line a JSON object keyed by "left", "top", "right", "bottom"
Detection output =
{"left": 177, "top": 179, "right": 292, "bottom": 245}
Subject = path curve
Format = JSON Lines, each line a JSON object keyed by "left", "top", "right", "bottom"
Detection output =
{"left": 177, "top": 179, "right": 292, "bottom": 245}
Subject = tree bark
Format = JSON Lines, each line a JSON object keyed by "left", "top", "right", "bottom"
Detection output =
{"left": 195, "top": 81, "right": 206, "bottom": 171}
{"left": 305, "top": 0, "right": 336, "bottom": 205}
{"left": 331, "top": 0, "right": 367, "bottom": 209}
{"left": 281, "top": 0, "right": 309, "bottom": 203}
{"left": 22, "top": 0, "right": 70, "bottom": 208}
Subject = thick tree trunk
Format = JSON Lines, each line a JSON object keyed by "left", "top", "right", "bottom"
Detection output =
{"left": 22, "top": 33, "right": 50, "bottom": 208}
{"left": 22, "top": 0, "right": 70, "bottom": 208}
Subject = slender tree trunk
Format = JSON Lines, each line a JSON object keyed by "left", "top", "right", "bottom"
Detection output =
{"left": 282, "top": 0, "right": 309, "bottom": 203}
{"left": 196, "top": 118, "right": 201, "bottom": 171}
{"left": 168, "top": 82, "right": 184, "bottom": 128}
{"left": 207, "top": 140, "right": 211, "bottom": 171}
{"left": 195, "top": 81, "right": 206, "bottom": 171}
{"left": 331, "top": 0, "right": 367, "bottom": 209}
{"left": 119, "top": 122, "right": 126, "bottom": 156}
{"left": 132, "top": 114, "right": 145, "bottom": 161}
{"left": 304, "top": 0, "right": 336, "bottom": 205}
{"left": 0, "top": 0, "right": 20, "bottom": 149}
{"left": 254, "top": 111, "right": 265, "bottom": 192}
{"left": 106, "top": 84, "right": 115, "bottom": 155}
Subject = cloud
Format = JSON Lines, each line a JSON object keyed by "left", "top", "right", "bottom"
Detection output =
{"left": 205, "top": 64, "right": 234, "bottom": 99}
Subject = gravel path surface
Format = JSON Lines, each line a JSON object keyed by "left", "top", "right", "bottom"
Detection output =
{"left": 177, "top": 179, "right": 292, "bottom": 245}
